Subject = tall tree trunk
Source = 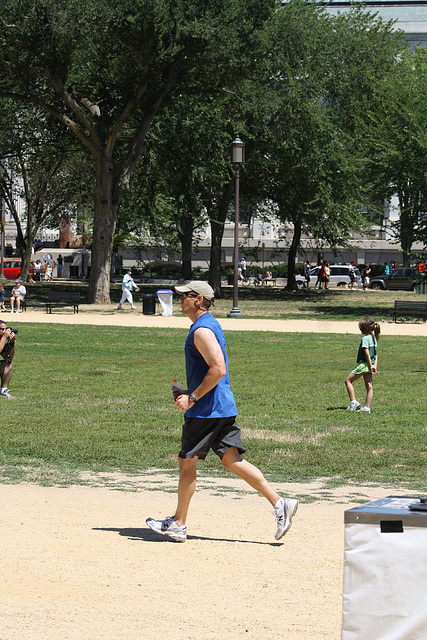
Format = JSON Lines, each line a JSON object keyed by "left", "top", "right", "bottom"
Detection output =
{"left": 88, "top": 159, "right": 117, "bottom": 304}
{"left": 207, "top": 180, "right": 234, "bottom": 298}
{"left": 178, "top": 215, "right": 194, "bottom": 280}
{"left": 20, "top": 234, "right": 34, "bottom": 282}
{"left": 209, "top": 219, "right": 224, "bottom": 297}
{"left": 284, "top": 215, "right": 302, "bottom": 291}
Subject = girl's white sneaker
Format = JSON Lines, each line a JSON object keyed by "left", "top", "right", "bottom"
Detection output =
{"left": 347, "top": 400, "right": 360, "bottom": 411}
{"left": 359, "top": 406, "right": 371, "bottom": 413}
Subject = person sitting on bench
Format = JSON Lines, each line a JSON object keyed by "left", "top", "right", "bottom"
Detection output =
{"left": 10, "top": 279, "right": 26, "bottom": 313}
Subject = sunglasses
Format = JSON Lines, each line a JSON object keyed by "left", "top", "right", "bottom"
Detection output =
{"left": 179, "top": 292, "right": 199, "bottom": 299}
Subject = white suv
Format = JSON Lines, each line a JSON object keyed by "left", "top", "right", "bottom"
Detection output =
{"left": 296, "top": 264, "right": 362, "bottom": 288}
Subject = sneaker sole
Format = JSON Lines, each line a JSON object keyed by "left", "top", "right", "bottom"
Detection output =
{"left": 146, "top": 518, "right": 187, "bottom": 543}
{"left": 275, "top": 499, "right": 299, "bottom": 540}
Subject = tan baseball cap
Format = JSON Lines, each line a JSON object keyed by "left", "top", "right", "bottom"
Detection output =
{"left": 174, "top": 281, "right": 214, "bottom": 301}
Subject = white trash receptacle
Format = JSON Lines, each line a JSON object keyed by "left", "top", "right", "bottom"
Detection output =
{"left": 342, "top": 496, "right": 427, "bottom": 640}
{"left": 156, "top": 289, "right": 173, "bottom": 316}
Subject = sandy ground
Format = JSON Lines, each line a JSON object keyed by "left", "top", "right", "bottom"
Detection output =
{"left": 1, "top": 309, "right": 425, "bottom": 639}
{"left": 5, "top": 306, "right": 427, "bottom": 335}
{"left": 0, "top": 476, "right": 410, "bottom": 640}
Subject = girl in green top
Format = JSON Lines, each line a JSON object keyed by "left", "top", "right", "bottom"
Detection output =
{"left": 345, "top": 317, "right": 381, "bottom": 414}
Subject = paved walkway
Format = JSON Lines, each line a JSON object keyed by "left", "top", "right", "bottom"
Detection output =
{"left": 5, "top": 308, "right": 427, "bottom": 335}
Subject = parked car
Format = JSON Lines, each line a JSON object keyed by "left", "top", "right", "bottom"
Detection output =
{"left": 369, "top": 267, "right": 418, "bottom": 291}
{"left": 2, "top": 258, "right": 36, "bottom": 280}
{"left": 296, "top": 264, "right": 362, "bottom": 288}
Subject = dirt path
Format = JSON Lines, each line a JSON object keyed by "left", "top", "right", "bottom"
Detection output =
{"left": 6, "top": 307, "right": 427, "bottom": 335}
{"left": 0, "top": 476, "right": 405, "bottom": 640}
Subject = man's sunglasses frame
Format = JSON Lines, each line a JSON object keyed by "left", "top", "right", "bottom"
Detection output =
{"left": 178, "top": 292, "right": 199, "bottom": 299}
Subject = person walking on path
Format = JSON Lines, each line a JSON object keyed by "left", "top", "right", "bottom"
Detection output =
{"left": 348, "top": 261, "right": 357, "bottom": 290}
{"left": 146, "top": 280, "right": 298, "bottom": 542}
{"left": 345, "top": 317, "right": 380, "bottom": 414}
{"left": 304, "top": 258, "right": 311, "bottom": 288}
{"left": 44, "top": 254, "right": 56, "bottom": 281}
{"left": 56, "top": 254, "right": 63, "bottom": 278}
{"left": 117, "top": 269, "right": 140, "bottom": 310}
{"left": 324, "top": 262, "right": 330, "bottom": 289}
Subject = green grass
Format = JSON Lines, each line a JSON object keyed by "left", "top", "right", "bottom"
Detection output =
{"left": 0, "top": 323, "right": 426, "bottom": 491}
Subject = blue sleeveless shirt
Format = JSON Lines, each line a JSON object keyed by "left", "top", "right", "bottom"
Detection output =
{"left": 184, "top": 313, "right": 238, "bottom": 419}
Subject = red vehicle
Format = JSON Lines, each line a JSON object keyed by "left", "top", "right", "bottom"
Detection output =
{"left": 2, "top": 258, "right": 36, "bottom": 280}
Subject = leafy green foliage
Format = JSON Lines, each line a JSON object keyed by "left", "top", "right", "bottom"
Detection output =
{"left": 0, "top": 0, "right": 278, "bottom": 302}
{"left": 245, "top": 2, "right": 408, "bottom": 287}
{"left": 366, "top": 48, "right": 427, "bottom": 263}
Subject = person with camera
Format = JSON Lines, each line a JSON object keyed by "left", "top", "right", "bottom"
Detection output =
{"left": 0, "top": 320, "right": 16, "bottom": 398}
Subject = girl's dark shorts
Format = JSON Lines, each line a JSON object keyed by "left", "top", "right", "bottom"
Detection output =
{"left": 178, "top": 416, "right": 247, "bottom": 460}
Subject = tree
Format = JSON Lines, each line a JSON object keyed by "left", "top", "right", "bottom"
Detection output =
{"left": 0, "top": 0, "right": 276, "bottom": 302}
{"left": 366, "top": 48, "right": 427, "bottom": 264}
{"left": 0, "top": 100, "right": 89, "bottom": 281}
{"left": 117, "top": 102, "right": 209, "bottom": 280}
{"left": 245, "top": 1, "right": 407, "bottom": 288}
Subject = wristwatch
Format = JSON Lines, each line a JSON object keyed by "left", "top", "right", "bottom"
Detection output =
{"left": 189, "top": 393, "right": 197, "bottom": 403}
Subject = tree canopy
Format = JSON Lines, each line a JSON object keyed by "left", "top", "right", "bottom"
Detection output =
{"left": 0, "top": 0, "right": 277, "bottom": 300}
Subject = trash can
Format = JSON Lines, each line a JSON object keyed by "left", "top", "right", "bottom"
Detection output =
{"left": 156, "top": 289, "right": 173, "bottom": 316}
{"left": 342, "top": 496, "right": 427, "bottom": 639}
{"left": 416, "top": 281, "right": 427, "bottom": 294}
{"left": 142, "top": 293, "right": 156, "bottom": 315}
{"left": 69, "top": 265, "right": 79, "bottom": 279}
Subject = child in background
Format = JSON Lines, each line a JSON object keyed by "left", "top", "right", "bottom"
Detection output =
{"left": 345, "top": 317, "right": 381, "bottom": 414}
{"left": 0, "top": 283, "right": 6, "bottom": 311}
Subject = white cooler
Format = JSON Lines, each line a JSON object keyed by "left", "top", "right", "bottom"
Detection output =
{"left": 342, "top": 496, "right": 427, "bottom": 640}
{"left": 156, "top": 288, "right": 173, "bottom": 316}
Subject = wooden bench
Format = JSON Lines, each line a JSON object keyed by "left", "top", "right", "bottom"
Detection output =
{"left": 262, "top": 274, "right": 277, "bottom": 286}
{"left": 46, "top": 291, "right": 80, "bottom": 314}
{"left": 393, "top": 300, "right": 427, "bottom": 323}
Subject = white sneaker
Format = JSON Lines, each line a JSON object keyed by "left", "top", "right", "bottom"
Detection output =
{"left": 347, "top": 400, "right": 360, "bottom": 411}
{"left": 146, "top": 516, "right": 187, "bottom": 542}
{"left": 273, "top": 497, "right": 298, "bottom": 540}
{"left": 10, "top": 309, "right": 14, "bottom": 313}
{"left": 16, "top": 309, "right": 21, "bottom": 313}
{"left": 130, "top": 305, "right": 137, "bottom": 310}
{"left": 359, "top": 406, "right": 371, "bottom": 414}
{"left": 117, "top": 305, "right": 124, "bottom": 310}
{"left": 1, "top": 389, "right": 15, "bottom": 399}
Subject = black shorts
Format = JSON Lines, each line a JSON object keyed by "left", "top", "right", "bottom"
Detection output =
{"left": 178, "top": 416, "right": 247, "bottom": 460}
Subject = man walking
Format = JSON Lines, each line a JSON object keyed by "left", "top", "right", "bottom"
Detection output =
{"left": 117, "top": 269, "right": 139, "bottom": 310}
{"left": 304, "top": 258, "right": 311, "bottom": 288}
{"left": 146, "top": 281, "right": 298, "bottom": 542}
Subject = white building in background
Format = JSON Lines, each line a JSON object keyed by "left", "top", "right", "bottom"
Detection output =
{"left": 324, "top": 0, "right": 427, "bottom": 49}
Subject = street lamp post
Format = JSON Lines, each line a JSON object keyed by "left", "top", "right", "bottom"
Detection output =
{"left": 227, "top": 136, "right": 245, "bottom": 318}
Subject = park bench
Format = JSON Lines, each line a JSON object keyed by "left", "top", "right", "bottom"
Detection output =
{"left": 393, "top": 300, "right": 427, "bottom": 323}
{"left": 46, "top": 291, "right": 80, "bottom": 314}
{"left": 262, "top": 274, "right": 277, "bottom": 286}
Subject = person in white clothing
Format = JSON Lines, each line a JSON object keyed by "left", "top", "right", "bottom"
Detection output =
{"left": 10, "top": 279, "right": 26, "bottom": 313}
{"left": 117, "top": 269, "right": 139, "bottom": 310}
